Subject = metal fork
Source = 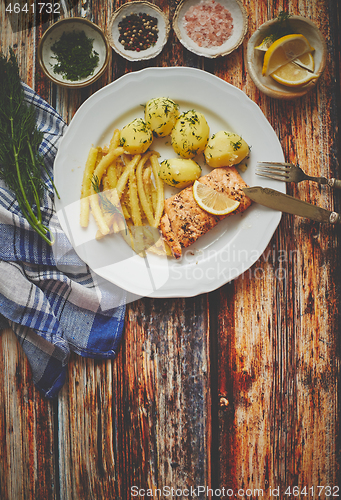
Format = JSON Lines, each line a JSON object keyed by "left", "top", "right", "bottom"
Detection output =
{"left": 256, "top": 162, "right": 341, "bottom": 189}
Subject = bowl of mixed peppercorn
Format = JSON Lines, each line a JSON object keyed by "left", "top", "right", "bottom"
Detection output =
{"left": 107, "top": 1, "right": 170, "bottom": 61}
{"left": 38, "top": 18, "right": 110, "bottom": 88}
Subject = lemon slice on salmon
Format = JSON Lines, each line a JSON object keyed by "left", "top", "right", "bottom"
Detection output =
{"left": 192, "top": 180, "right": 240, "bottom": 215}
{"left": 262, "top": 34, "right": 314, "bottom": 76}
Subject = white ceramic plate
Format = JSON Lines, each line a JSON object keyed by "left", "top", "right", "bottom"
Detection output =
{"left": 54, "top": 67, "right": 285, "bottom": 298}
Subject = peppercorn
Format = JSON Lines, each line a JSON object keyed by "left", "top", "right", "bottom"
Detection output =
{"left": 118, "top": 12, "right": 158, "bottom": 52}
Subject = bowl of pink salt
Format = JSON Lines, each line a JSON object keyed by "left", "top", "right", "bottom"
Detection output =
{"left": 173, "top": 0, "right": 248, "bottom": 58}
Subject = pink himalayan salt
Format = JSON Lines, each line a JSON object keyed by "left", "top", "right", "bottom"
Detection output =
{"left": 184, "top": 0, "right": 234, "bottom": 48}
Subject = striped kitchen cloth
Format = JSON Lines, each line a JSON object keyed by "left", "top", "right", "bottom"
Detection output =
{"left": 0, "top": 83, "right": 126, "bottom": 398}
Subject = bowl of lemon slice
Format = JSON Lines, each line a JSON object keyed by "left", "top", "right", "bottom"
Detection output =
{"left": 247, "top": 13, "right": 327, "bottom": 99}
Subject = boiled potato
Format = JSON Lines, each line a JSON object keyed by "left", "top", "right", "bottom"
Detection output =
{"left": 204, "top": 131, "right": 249, "bottom": 168}
{"left": 159, "top": 158, "right": 202, "bottom": 189}
{"left": 145, "top": 97, "right": 180, "bottom": 137}
{"left": 171, "top": 110, "right": 210, "bottom": 159}
{"left": 119, "top": 118, "right": 153, "bottom": 154}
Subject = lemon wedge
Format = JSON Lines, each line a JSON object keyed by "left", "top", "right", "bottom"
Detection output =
{"left": 262, "top": 34, "right": 314, "bottom": 76}
{"left": 270, "top": 60, "right": 318, "bottom": 87}
{"left": 293, "top": 51, "right": 315, "bottom": 71}
{"left": 255, "top": 38, "right": 273, "bottom": 51}
{"left": 192, "top": 180, "right": 240, "bottom": 215}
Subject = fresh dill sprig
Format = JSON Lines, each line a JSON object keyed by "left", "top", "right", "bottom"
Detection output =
{"left": 91, "top": 174, "right": 101, "bottom": 194}
{"left": 262, "top": 11, "right": 293, "bottom": 44}
{"left": 91, "top": 174, "right": 127, "bottom": 232}
{"left": 0, "top": 48, "right": 59, "bottom": 245}
{"left": 91, "top": 174, "right": 122, "bottom": 216}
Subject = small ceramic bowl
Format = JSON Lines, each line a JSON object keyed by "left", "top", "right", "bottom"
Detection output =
{"left": 173, "top": 0, "right": 248, "bottom": 58}
{"left": 107, "top": 1, "right": 170, "bottom": 61}
{"left": 247, "top": 15, "right": 327, "bottom": 99}
{"left": 38, "top": 18, "right": 110, "bottom": 88}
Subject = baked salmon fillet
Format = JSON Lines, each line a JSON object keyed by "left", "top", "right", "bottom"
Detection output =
{"left": 160, "top": 166, "right": 252, "bottom": 259}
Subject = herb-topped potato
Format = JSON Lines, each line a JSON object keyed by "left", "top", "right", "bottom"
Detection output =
{"left": 119, "top": 118, "right": 153, "bottom": 154}
{"left": 171, "top": 110, "right": 210, "bottom": 159}
{"left": 204, "top": 131, "right": 249, "bottom": 168}
{"left": 145, "top": 97, "right": 180, "bottom": 137}
{"left": 159, "top": 158, "right": 202, "bottom": 189}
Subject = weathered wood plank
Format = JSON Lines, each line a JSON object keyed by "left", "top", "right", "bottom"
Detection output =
{"left": 0, "top": 329, "right": 57, "bottom": 500}
{"left": 57, "top": 356, "right": 119, "bottom": 499}
{"left": 114, "top": 297, "right": 211, "bottom": 497}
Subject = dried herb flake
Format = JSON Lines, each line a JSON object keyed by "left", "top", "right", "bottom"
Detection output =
{"left": 51, "top": 30, "right": 99, "bottom": 81}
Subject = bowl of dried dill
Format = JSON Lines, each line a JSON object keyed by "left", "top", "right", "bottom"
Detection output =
{"left": 38, "top": 18, "right": 110, "bottom": 88}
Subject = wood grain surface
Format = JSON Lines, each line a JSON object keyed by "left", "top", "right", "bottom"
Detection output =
{"left": 0, "top": 1, "right": 340, "bottom": 499}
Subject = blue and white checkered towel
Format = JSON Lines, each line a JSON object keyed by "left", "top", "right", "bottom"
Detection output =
{"left": 0, "top": 83, "right": 126, "bottom": 398}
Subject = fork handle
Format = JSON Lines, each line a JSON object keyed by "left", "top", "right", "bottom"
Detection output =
{"left": 328, "top": 178, "right": 341, "bottom": 189}
{"left": 307, "top": 176, "right": 341, "bottom": 189}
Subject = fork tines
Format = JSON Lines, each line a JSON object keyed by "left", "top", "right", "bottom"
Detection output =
{"left": 257, "top": 161, "right": 293, "bottom": 167}
{"left": 256, "top": 161, "right": 292, "bottom": 181}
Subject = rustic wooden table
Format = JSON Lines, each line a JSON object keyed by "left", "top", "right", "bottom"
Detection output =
{"left": 1, "top": 1, "right": 340, "bottom": 499}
